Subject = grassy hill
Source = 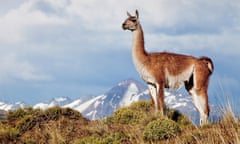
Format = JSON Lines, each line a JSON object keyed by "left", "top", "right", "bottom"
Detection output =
{"left": 0, "top": 100, "right": 239, "bottom": 144}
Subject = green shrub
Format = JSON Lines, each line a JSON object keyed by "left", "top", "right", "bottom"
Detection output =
{"left": 7, "top": 107, "right": 84, "bottom": 135}
{"left": 7, "top": 108, "right": 28, "bottom": 122}
{"left": 61, "top": 107, "right": 83, "bottom": 119}
{"left": 143, "top": 118, "right": 180, "bottom": 141}
{"left": 101, "top": 133, "right": 129, "bottom": 144}
{"left": 76, "top": 132, "right": 129, "bottom": 144}
{"left": 104, "top": 116, "right": 114, "bottom": 124}
{"left": 44, "top": 107, "right": 82, "bottom": 121}
{"left": 129, "top": 100, "right": 153, "bottom": 112}
{"left": 113, "top": 107, "right": 145, "bottom": 124}
{"left": 76, "top": 136, "right": 96, "bottom": 144}
{"left": 111, "top": 100, "right": 191, "bottom": 127}
{"left": 16, "top": 115, "right": 36, "bottom": 133}
{"left": 0, "top": 125, "right": 19, "bottom": 142}
{"left": 7, "top": 107, "right": 41, "bottom": 123}
{"left": 111, "top": 101, "right": 156, "bottom": 125}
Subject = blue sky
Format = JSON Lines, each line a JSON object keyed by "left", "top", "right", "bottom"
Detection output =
{"left": 0, "top": 0, "right": 239, "bottom": 108}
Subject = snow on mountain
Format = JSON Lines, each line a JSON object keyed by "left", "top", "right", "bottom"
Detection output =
{"left": 0, "top": 101, "right": 27, "bottom": 111}
{"left": 33, "top": 97, "right": 72, "bottom": 110}
{"left": 33, "top": 103, "right": 50, "bottom": 110}
{"left": 68, "top": 95, "right": 107, "bottom": 120}
{"left": 120, "top": 82, "right": 145, "bottom": 107}
{"left": 75, "top": 95, "right": 106, "bottom": 112}
{"left": 63, "top": 99, "right": 83, "bottom": 109}
{"left": 63, "top": 79, "right": 149, "bottom": 120}
{"left": 0, "top": 102, "right": 12, "bottom": 111}
{"left": 164, "top": 90, "right": 195, "bottom": 111}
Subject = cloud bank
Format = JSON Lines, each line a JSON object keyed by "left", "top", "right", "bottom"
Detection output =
{"left": 0, "top": 0, "right": 239, "bottom": 104}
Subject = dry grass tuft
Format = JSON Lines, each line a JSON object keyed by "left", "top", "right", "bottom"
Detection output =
{"left": 0, "top": 101, "right": 239, "bottom": 143}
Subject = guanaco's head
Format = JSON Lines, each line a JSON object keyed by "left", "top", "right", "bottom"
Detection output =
{"left": 122, "top": 10, "right": 139, "bottom": 31}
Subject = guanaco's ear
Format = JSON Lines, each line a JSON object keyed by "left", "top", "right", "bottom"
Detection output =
{"left": 127, "top": 11, "right": 131, "bottom": 17}
{"left": 135, "top": 9, "right": 139, "bottom": 19}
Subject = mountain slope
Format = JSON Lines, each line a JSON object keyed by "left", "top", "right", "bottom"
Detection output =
{"left": 64, "top": 79, "right": 149, "bottom": 120}
{"left": 0, "top": 79, "right": 219, "bottom": 123}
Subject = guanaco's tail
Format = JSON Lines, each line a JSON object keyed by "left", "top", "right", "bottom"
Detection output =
{"left": 199, "top": 56, "right": 214, "bottom": 74}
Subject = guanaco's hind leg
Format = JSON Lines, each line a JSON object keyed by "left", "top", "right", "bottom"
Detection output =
{"left": 189, "top": 88, "right": 209, "bottom": 125}
{"left": 187, "top": 62, "right": 211, "bottom": 125}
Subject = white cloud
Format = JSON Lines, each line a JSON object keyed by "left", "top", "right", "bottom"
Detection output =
{"left": 1, "top": 0, "right": 239, "bottom": 51}
{"left": 141, "top": 0, "right": 239, "bottom": 30}
{"left": 0, "top": 53, "right": 52, "bottom": 82}
{"left": 0, "top": 0, "right": 67, "bottom": 43}
{"left": 145, "top": 27, "right": 240, "bottom": 56}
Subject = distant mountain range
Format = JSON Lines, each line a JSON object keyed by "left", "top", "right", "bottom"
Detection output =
{"left": 0, "top": 79, "right": 221, "bottom": 124}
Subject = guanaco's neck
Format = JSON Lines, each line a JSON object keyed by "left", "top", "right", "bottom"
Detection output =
{"left": 132, "top": 24, "right": 148, "bottom": 63}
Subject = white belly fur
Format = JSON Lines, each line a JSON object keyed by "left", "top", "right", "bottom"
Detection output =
{"left": 165, "top": 65, "right": 194, "bottom": 90}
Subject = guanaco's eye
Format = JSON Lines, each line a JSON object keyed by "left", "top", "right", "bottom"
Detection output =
{"left": 132, "top": 19, "right": 137, "bottom": 22}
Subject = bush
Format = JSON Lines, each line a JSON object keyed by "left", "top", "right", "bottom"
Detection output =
{"left": 44, "top": 107, "right": 82, "bottom": 121}
{"left": 8, "top": 107, "right": 84, "bottom": 134}
{"left": 0, "top": 125, "right": 19, "bottom": 142}
{"left": 112, "top": 107, "right": 145, "bottom": 124}
{"left": 129, "top": 100, "right": 153, "bottom": 112}
{"left": 16, "top": 115, "right": 36, "bottom": 133}
{"left": 110, "top": 101, "right": 156, "bottom": 125}
{"left": 7, "top": 107, "right": 42, "bottom": 124}
{"left": 7, "top": 108, "right": 31, "bottom": 122}
{"left": 77, "top": 132, "right": 129, "bottom": 144}
{"left": 111, "top": 100, "right": 191, "bottom": 127}
{"left": 143, "top": 118, "right": 180, "bottom": 141}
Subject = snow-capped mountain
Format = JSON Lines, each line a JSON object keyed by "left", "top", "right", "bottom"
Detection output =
{"left": 0, "top": 79, "right": 220, "bottom": 123}
{"left": 63, "top": 79, "right": 149, "bottom": 120}
{"left": 33, "top": 97, "right": 72, "bottom": 110}
{"left": 0, "top": 101, "right": 26, "bottom": 111}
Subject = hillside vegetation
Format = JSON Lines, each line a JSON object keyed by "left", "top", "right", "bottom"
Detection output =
{"left": 0, "top": 100, "right": 239, "bottom": 144}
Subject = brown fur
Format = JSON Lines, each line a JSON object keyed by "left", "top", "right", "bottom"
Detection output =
{"left": 122, "top": 10, "right": 214, "bottom": 125}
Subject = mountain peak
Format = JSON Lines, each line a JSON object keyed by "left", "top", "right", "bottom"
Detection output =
{"left": 117, "top": 78, "right": 141, "bottom": 86}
